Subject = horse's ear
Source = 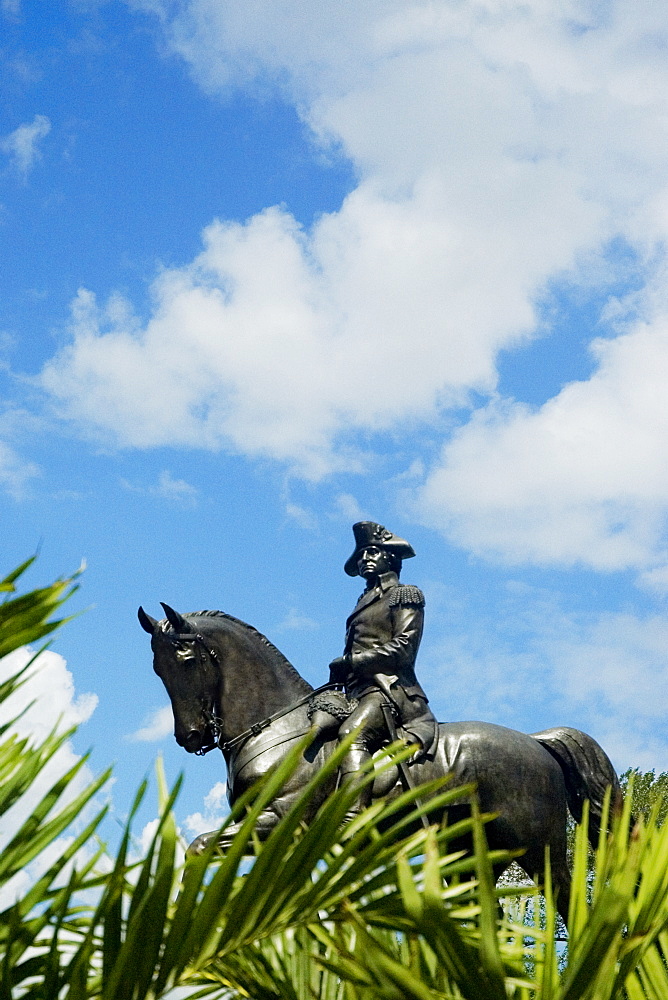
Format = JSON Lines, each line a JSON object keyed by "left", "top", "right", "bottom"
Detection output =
{"left": 138, "top": 607, "right": 158, "bottom": 634}
{"left": 160, "top": 602, "right": 191, "bottom": 632}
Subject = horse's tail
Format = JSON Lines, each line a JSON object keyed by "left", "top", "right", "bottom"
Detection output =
{"left": 531, "top": 727, "right": 623, "bottom": 846}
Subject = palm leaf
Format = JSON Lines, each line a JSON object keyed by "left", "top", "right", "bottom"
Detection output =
{"left": 0, "top": 559, "right": 109, "bottom": 998}
{"left": 11, "top": 557, "right": 668, "bottom": 1000}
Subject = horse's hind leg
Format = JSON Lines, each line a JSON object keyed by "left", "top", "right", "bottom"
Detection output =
{"left": 550, "top": 860, "right": 572, "bottom": 927}
{"left": 519, "top": 845, "right": 572, "bottom": 927}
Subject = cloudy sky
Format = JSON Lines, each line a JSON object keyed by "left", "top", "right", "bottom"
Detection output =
{"left": 2, "top": 0, "right": 668, "bottom": 836}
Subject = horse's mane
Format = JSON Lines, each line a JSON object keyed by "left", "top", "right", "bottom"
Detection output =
{"left": 185, "top": 610, "right": 313, "bottom": 695}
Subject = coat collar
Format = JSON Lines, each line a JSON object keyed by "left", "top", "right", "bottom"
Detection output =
{"left": 346, "top": 572, "right": 400, "bottom": 622}
{"left": 376, "top": 571, "right": 400, "bottom": 592}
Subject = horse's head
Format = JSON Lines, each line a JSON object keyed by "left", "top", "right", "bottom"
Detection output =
{"left": 138, "top": 604, "right": 221, "bottom": 755}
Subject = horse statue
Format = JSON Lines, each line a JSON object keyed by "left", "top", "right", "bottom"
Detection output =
{"left": 138, "top": 602, "right": 622, "bottom": 922}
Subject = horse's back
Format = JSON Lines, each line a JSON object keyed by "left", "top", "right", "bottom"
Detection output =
{"left": 429, "top": 720, "right": 561, "bottom": 784}
{"left": 417, "top": 720, "right": 568, "bottom": 853}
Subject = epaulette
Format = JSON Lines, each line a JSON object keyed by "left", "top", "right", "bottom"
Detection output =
{"left": 389, "top": 584, "right": 425, "bottom": 608}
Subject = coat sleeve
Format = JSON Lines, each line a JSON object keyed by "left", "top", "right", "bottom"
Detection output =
{"left": 351, "top": 586, "right": 424, "bottom": 680}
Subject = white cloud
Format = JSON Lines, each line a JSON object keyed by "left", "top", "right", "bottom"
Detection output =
{"left": 183, "top": 780, "right": 228, "bottom": 839}
{"left": 121, "top": 470, "right": 198, "bottom": 508}
{"left": 0, "top": 647, "right": 99, "bottom": 896}
{"left": 130, "top": 816, "right": 186, "bottom": 872}
{"left": 276, "top": 607, "right": 319, "bottom": 632}
{"left": 40, "top": 1, "right": 668, "bottom": 564}
{"left": 38, "top": 172, "right": 576, "bottom": 478}
{"left": 136, "top": 817, "right": 161, "bottom": 856}
{"left": 419, "top": 300, "right": 668, "bottom": 575}
{"left": 1, "top": 0, "right": 21, "bottom": 20}
{"left": 155, "top": 470, "right": 198, "bottom": 505}
{"left": 1, "top": 114, "right": 50, "bottom": 178}
{"left": 0, "top": 834, "right": 79, "bottom": 910}
{"left": 127, "top": 704, "right": 174, "bottom": 742}
{"left": 639, "top": 565, "right": 668, "bottom": 594}
{"left": 0, "top": 440, "right": 39, "bottom": 498}
{"left": 333, "top": 493, "right": 365, "bottom": 522}
{"left": 0, "top": 647, "right": 98, "bottom": 747}
{"left": 285, "top": 503, "right": 318, "bottom": 530}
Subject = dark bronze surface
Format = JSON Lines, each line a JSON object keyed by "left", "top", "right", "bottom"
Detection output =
{"left": 139, "top": 592, "right": 621, "bottom": 922}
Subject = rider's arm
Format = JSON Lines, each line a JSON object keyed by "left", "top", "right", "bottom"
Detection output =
{"left": 328, "top": 655, "right": 348, "bottom": 685}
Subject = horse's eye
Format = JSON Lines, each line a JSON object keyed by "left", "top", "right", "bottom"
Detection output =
{"left": 175, "top": 646, "right": 196, "bottom": 666}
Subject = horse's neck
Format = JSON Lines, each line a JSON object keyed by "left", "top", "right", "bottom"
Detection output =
{"left": 214, "top": 621, "right": 312, "bottom": 742}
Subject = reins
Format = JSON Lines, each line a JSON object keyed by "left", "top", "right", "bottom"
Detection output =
{"left": 219, "top": 683, "right": 343, "bottom": 754}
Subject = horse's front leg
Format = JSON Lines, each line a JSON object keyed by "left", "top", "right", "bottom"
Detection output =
{"left": 185, "top": 808, "right": 282, "bottom": 857}
{"left": 186, "top": 827, "right": 235, "bottom": 856}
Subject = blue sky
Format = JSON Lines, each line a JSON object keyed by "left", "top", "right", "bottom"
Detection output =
{"left": 2, "top": 0, "right": 668, "bottom": 842}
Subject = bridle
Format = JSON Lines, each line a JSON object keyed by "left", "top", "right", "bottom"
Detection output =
{"left": 186, "top": 632, "right": 224, "bottom": 756}
{"left": 198, "top": 705, "right": 224, "bottom": 755}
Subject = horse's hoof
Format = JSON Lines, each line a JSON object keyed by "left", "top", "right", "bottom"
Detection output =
{"left": 186, "top": 834, "right": 210, "bottom": 857}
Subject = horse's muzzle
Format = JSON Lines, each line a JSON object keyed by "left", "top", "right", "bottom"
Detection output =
{"left": 180, "top": 729, "right": 205, "bottom": 753}
{"left": 179, "top": 728, "right": 219, "bottom": 755}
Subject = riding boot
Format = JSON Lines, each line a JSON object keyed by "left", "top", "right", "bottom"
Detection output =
{"left": 338, "top": 746, "right": 373, "bottom": 824}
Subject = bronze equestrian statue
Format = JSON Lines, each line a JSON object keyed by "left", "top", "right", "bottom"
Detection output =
{"left": 138, "top": 522, "right": 622, "bottom": 922}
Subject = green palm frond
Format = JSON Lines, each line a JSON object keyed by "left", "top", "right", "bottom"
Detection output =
{"left": 0, "top": 555, "right": 83, "bottom": 660}
{"left": 7, "top": 556, "right": 668, "bottom": 999}
{"left": 0, "top": 558, "right": 110, "bottom": 999}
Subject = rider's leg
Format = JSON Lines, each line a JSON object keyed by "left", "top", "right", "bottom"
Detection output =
{"left": 337, "top": 692, "right": 388, "bottom": 820}
{"left": 339, "top": 745, "right": 373, "bottom": 815}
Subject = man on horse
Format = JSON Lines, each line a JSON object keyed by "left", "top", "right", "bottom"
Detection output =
{"left": 328, "top": 521, "right": 438, "bottom": 814}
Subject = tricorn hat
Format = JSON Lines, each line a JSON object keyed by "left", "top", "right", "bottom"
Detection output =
{"left": 344, "top": 521, "right": 416, "bottom": 577}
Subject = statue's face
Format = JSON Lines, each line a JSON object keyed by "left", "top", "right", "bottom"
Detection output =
{"left": 357, "top": 546, "right": 394, "bottom": 579}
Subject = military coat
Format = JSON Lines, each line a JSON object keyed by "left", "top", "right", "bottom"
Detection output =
{"left": 333, "top": 570, "right": 438, "bottom": 755}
